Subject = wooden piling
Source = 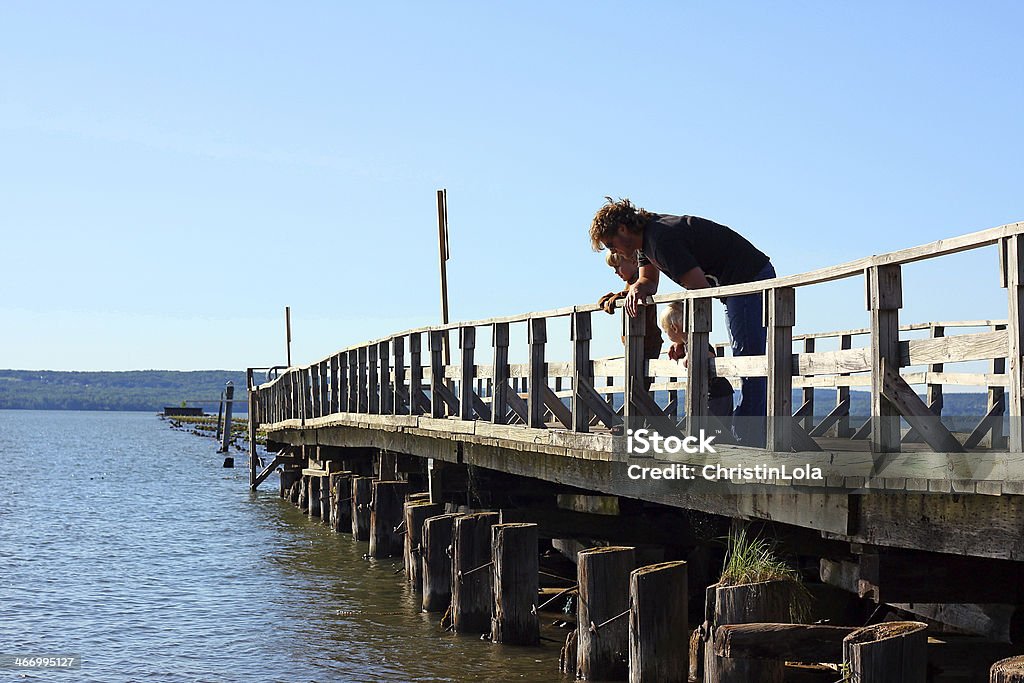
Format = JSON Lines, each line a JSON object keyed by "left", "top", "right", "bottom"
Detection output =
{"left": 330, "top": 472, "right": 353, "bottom": 533}
{"left": 307, "top": 475, "right": 321, "bottom": 518}
{"left": 992, "top": 656, "right": 1024, "bottom": 682}
{"left": 491, "top": 523, "right": 539, "bottom": 645}
{"left": 578, "top": 546, "right": 636, "bottom": 682}
{"left": 452, "top": 512, "right": 500, "bottom": 634}
{"left": 319, "top": 475, "right": 331, "bottom": 522}
{"left": 297, "top": 474, "right": 309, "bottom": 512}
{"left": 404, "top": 501, "right": 444, "bottom": 588}
{"left": 629, "top": 561, "right": 688, "bottom": 683}
{"left": 422, "top": 513, "right": 459, "bottom": 613}
{"left": 351, "top": 476, "right": 374, "bottom": 542}
{"left": 704, "top": 580, "right": 793, "bottom": 683}
{"left": 842, "top": 621, "right": 927, "bottom": 683}
{"left": 369, "top": 480, "right": 409, "bottom": 558}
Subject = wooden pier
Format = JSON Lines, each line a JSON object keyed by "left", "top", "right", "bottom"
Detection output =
{"left": 247, "top": 221, "right": 1024, "bottom": 680}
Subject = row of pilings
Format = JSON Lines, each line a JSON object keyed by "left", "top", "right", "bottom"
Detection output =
{"left": 274, "top": 458, "right": 1023, "bottom": 682}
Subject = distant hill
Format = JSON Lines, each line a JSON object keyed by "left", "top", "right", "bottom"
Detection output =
{"left": 0, "top": 370, "right": 249, "bottom": 412}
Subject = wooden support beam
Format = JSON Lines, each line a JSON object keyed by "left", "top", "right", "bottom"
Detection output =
{"left": 329, "top": 354, "right": 341, "bottom": 414}
{"left": 801, "top": 337, "right": 815, "bottom": 430}
{"left": 572, "top": 311, "right": 593, "bottom": 433}
{"left": 808, "top": 398, "right": 851, "bottom": 438}
{"left": 630, "top": 383, "right": 685, "bottom": 439}
{"left": 347, "top": 349, "right": 358, "bottom": 413}
{"left": 505, "top": 383, "right": 529, "bottom": 424}
{"left": 453, "top": 512, "right": 500, "bottom": 634}
{"left": 575, "top": 380, "right": 622, "bottom": 430}
{"left": 624, "top": 306, "right": 647, "bottom": 434}
{"left": 541, "top": 384, "right": 572, "bottom": 429}
{"left": 492, "top": 322, "right": 510, "bottom": 425}
{"left": 369, "top": 480, "right": 409, "bottom": 558}
{"left": 868, "top": 265, "right": 903, "bottom": 453}
{"left": 901, "top": 398, "right": 942, "bottom": 444}
{"left": 964, "top": 398, "right": 1007, "bottom": 450}
{"left": 357, "top": 346, "right": 369, "bottom": 414}
{"left": 988, "top": 323, "right": 1008, "bottom": 448}
{"left": 491, "top": 523, "right": 540, "bottom": 645}
{"left": 880, "top": 357, "right": 965, "bottom": 453}
{"left": 422, "top": 513, "right": 459, "bottom": 612}
{"left": 253, "top": 454, "right": 283, "bottom": 490}
{"left": 351, "top": 476, "right": 373, "bottom": 541}
{"left": 578, "top": 546, "right": 635, "bottom": 682}
{"left": 836, "top": 334, "right": 854, "bottom": 438}
{"left": 766, "top": 287, "right": 796, "bottom": 452}
{"left": 715, "top": 623, "right": 855, "bottom": 663}
{"left": 528, "top": 318, "right": 547, "bottom": 429}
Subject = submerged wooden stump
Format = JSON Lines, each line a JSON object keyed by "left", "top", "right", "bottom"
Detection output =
{"left": 491, "top": 523, "right": 539, "bottom": 645}
{"left": 843, "top": 621, "right": 927, "bottom": 683}
{"left": 422, "top": 513, "right": 459, "bottom": 613}
{"left": 404, "top": 501, "right": 443, "bottom": 589}
{"left": 629, "top": 561, "right": 688, "bottom": 683}
{"left": 368, "top": 480, "right": 409, "bottom": 558}
{"left": 452, "top": 512, "right": 500, "bottom": 634}
{"left": 704, "top": 580, "right": 794, "bottom": 683}
{"left": 330, "top": 472, "right": 353, "bottom": 532}
{"left": 578, "top": 546, "right": 636, "bottom": 682}
{"left": 351, "top": 476, "right": 374, "bottom": 542}
{"left": 992, "top": 656, "right": 1024, "bottom": 682}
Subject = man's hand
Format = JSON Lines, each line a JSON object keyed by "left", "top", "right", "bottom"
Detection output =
{"left": 624, "top": 282, "right": 644, "bottom": 317}
{"left": 597, "top": 291, "right": 625, "bottom": 315}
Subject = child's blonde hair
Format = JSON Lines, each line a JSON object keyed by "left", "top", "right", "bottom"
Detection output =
{"left": 658, "top": 301, "right": 685, "bottom": 337}
{"left": 604, "top": 250, "right": 637, "bottom": 268}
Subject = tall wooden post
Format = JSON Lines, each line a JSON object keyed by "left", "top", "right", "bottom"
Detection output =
{"left": 453, "top": 512, "right": 500, "bottom": 634}
{"left": 1002, "top": 235, "right": 1024, "bottom": 451}
{"left": 409, "top": 333, "right": 424, "bottom": 415}
{"left": 629, "top": 561, "right": 688, "bottom": 683}
{"left": 422, "top": 513, "right": 460, "bottom": 612}
{"left": 686, "top": 299, "right": 712, "bottom": 436}
{"left": 347, "top": 349, "right": 358, "bottom": 413}
{"left": 219, "top": 381, "right": 235, "bottom": 455}
{"left": 492, "top": 323, "right": 510, "bottom": 424}
{"left": 766, "top": 288, "right": 796, "bottom": 452}
{"left": 842, "top": 621, "right": 927, "bottom": 683}
{"left": 868, "top": 265, "right": 903, "bottom": 453}
{"left": 578, "top": 546, "right": 636, "bottom": 681}
{"left": 247, "top": 369, "right": 258, "bottom": 490}
{"left": 367, "top": 343, "right": 379, "bottom": 414}
{"left": 285, "top": 305, "right": 292, "bottom": 367}
{"left": 329, "top": 354, "right": 340, "bottom": 414}
{"left": 357, "top": 346, "right": 368, "bottom": 414}
{"left": 572, "top": 311, "right": 593, "bottom": 433}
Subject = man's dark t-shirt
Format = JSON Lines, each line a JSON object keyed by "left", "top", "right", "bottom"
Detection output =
{"left": 636, "top": 214, "right": 770, "bottom": 287}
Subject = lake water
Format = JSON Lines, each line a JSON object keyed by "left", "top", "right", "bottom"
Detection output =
{"left": 0, "top": 410, "right": 561, "bottom": 682}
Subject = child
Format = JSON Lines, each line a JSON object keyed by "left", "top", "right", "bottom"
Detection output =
{"left": 658, "top": 302, "right": 734, "bottom": 419}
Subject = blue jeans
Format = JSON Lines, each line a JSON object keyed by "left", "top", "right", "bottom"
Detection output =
{"left": 723, "top": 262, "right": 776, "bottom": 447}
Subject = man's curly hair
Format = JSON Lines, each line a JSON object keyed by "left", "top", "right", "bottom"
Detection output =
{"left": 589, "top": 196, "right": 651, "bottom": 251}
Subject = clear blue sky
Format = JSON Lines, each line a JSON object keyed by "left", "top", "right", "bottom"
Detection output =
{"left": 2, "top": 2, "right": 1022, "bottom": 371}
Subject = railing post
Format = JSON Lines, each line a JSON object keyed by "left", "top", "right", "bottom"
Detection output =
{"left": 766, "top": 287, "right": 796, "bottom": 452}
{"left": 356, "top": 346, "right": 368, "bottom": 413}
{"left": 459, "top": 326, "right": 476, "bottom": 421}
{"left": 367, "top": 343, "right": 379, "bottom": 414}
{"left": 329, "top": 354, "right": 340, "bottom": 414}
{"left": 1003, "top": 234, "right": 1024, "bottom": 451}
{"left": 319, "top": 360, "right": 328, "bottom": 417}
{"left": 836, "top": 333, "right": 853, "bottom": 438}
{"left": 347, "top": 349, "right": 358, "bottom": 413}
{"left": 623, "top": 306, "right": 647, "bottom": 434}
{"left": 429, "top": 330, "right": 446, "bottom": 418}
{"left": 409, "top": 333, "right": 424, "bottom": 416}
{"left": 988, "top": 324, "right": 1007, "bottom": 448}
{"left": 571, "top": 310, "right": 593, "bottom": 433}
{"left": 528, "top": 318, "right": 546, "bottom": 428}
{"left": 926, "top": 325, "right": 945, "bottom": 416}
{"left": 309, "top": 362, "right": 320, "bottom": 419}
{"left": 868, "top": 264, "right": 903, "bottom": 453}
{"left": 686, "top": 298, "right": 712, "bottom": 436}
{"left": 393, "top": 335, "right": 406, "bottom": 415}
{"left": 378, "top": 339, "right": 392, "bottom": 415}
{"left": 801, "top": 337, "right": 815, "bottom": 430}
{"left": 492, "top": 322, "right": 510, "bottom": 424}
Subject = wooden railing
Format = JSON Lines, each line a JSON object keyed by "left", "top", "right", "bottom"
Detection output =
{"left": 252, "top": 220, "right": 1024, "bottom": 454}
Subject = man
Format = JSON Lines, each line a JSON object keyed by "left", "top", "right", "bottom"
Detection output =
{"left": 589, "top": 197, "right": 776, "bottom": 446}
